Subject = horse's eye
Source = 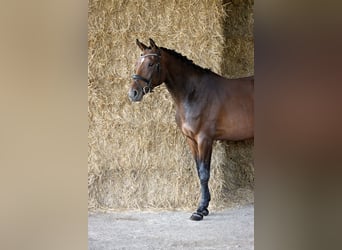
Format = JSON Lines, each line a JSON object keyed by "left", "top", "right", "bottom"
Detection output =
{"left": 148, "top": 62, "right": 154, "bottom": 67}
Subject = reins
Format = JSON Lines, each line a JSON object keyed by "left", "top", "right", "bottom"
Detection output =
{"left": 132, "top": 53, "right": 161, "bottom": 94}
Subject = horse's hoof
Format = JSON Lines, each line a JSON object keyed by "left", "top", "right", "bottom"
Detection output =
{"left": 201, "top": 208, "right": 209, "bottom": 216}
{"left": 190, "top": 212, "right": 203, "bottom": 221}
{"left": 196, "top": 208, "right": 209, "bottom": 216}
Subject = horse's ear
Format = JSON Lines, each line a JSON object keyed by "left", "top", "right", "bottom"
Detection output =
{"left": 149, "top": 38, "right": 158, "bottom": 49}
{"left": 136, "top": 39, "right": 148, "bottom": 51}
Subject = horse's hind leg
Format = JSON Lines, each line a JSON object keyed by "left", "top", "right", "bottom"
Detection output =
{"left": 189, "top": 136, "right": 213, "bottom": 221}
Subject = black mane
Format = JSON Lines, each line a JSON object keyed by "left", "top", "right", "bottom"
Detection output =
{"left": 160, "top": 47, "right": 216, "bottom": 74}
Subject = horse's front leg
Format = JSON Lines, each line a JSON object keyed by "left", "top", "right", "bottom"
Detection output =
{"left": 193, "top": 160, "right": 211, "bottom": 218}
{"left": 188, "top": 136, "right": 213, "bottom": 221}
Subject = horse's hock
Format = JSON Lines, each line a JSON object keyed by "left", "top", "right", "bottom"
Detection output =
{"left": 88, "top": 0, "right": 254, "bottom": 210}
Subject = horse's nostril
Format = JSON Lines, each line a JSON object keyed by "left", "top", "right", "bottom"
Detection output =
{"left": 129, "top": 88, "right": 140, "bottom": 101}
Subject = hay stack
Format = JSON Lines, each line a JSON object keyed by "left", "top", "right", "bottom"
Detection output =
{"left": 88, "top": 0, "right": 254, "bottom": 211}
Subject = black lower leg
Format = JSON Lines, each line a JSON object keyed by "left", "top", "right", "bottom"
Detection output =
{"left": 196, "top": 162, "right": 211, "bottom": 214}
{"left": 190, "top": 162, "right": 211, "bottom": 221}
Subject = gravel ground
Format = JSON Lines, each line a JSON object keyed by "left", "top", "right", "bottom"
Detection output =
{"left": 88, "top": 204, "right": 254, "bottom": 250}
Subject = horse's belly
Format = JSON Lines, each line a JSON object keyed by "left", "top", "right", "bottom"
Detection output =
{"left": 215, "top": 118, "right": 253, "bottom": 140}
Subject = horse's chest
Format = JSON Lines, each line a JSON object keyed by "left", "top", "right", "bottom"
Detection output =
{"left": 175, "top": 108, "right": 198, "bottom": 138}
{"left": 181, "top": 122, "right": 195, "bottom": 138}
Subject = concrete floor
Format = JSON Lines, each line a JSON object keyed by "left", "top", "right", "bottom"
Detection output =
{"left": 88, "top": 204, "right": 254, "bottom": 250}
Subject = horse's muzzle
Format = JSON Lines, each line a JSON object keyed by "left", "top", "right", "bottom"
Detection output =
{"left": 128, "top": 87, "right": 143, "bottom": 102}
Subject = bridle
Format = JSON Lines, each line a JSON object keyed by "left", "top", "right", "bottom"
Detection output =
{"left": 132, "top": 53, "right": 161, "bottom": 94}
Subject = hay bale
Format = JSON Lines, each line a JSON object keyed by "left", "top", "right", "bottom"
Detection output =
{"left": 221, "top": 0, "right": 254, "bottom": 77}
{"left": 88, "top": 0, "right": 254, "bottom": 211}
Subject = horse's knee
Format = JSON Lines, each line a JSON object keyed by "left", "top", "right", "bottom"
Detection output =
{"left": 198, "top": 165, "right": 210, "bottom": 184}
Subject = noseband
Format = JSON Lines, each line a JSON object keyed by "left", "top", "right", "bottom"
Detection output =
{"left": 132, "top": 53, "right": 160, "bottom": 94}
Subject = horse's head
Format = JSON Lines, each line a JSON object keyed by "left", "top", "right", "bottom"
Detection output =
{"left": 129, "top": 38, "right": 163, "bottom": 102}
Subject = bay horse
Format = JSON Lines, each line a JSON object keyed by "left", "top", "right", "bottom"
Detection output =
{"left": 128, "top": 38, "right": 254, "bottom": 221}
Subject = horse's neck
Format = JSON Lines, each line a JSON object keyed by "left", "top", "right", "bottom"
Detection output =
{"left": 163, "top": 58, "right": 199, "bottom": 103}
